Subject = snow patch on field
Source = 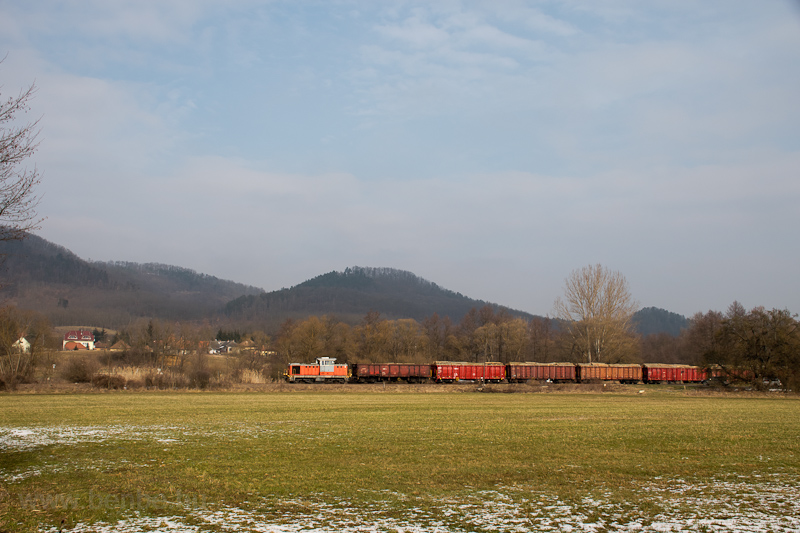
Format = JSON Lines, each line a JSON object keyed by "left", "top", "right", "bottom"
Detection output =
{"left": 0, "top": 423, "right": 299, "bottom": 453}
{"left": 36, "top": 478, "right": 800, "bottom": 533}
{"left": 0, "top": 423, "right": 307, "bottom": 484}
{"left": 0, "top": 425, "right": 180, "bottom": 451}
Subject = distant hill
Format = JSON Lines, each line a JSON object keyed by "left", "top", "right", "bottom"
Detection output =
{"left": 224, "top": 266, "right": 535, "bottom": 327}
{"left": 1, "top": 233, "right": 689, "bottom": 336}
{"left": 0, "top": 233, "right": 263, "bottom": 327}
{"left": 633, "top": 307, "right": 689, "bottom": 337}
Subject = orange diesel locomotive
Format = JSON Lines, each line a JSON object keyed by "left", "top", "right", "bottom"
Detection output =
{"left": 285, "top": 357, "right": 349, "bottom": 383}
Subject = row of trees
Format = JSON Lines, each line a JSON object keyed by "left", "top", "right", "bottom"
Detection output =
{"left": 274, "top": 307, "right": 540, "bottom": 368}
{"left": 1, "top": 299, "right": 797, "bottom": 389}
{"left": 692, "top": 303, "right": 800, "bottom": 390}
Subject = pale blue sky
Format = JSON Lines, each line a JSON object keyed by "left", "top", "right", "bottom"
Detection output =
{"left": 2, "top": 1, "right": 799, "bottom": 317}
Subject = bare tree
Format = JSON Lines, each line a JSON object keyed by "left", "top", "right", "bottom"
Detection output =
{"left": 0, "top": 306, "right": 49, "bottom": 389}
{"left": 1, "top": 61, "right": 42, "bottom": 243}
{"left": 553, "top": 264, "right": 639, "bottom": 363}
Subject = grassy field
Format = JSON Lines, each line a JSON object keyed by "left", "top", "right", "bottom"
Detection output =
{"left": 1, "top": 387, "right": 799, "bottom": 532}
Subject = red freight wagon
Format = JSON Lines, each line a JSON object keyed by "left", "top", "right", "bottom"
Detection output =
{"left": 643, "top": 364, "right": 706, "bottom": 384}
{"left": 285, "top": 357, "right": 349, "bottom": 383}
{"left": 507, "top": 362, "right": 577, "bottom": 383}
{"left": 352, "top": 363, "right": 432, "bottom": 383}
{"left": 433, "top": 362, "right": 506, "bottom": 383}
{"left": 706, "top": 365, "right": 753, "bottom": 384}
{"left": 577, "top": 363, "right": 642, "bottom": 383}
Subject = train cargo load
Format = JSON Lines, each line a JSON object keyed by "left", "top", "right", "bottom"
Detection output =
{"left": 285, "top": 357, "right": 349, "bottom": 383}
{"left": 577, "top": 363, "right": 642, "bottom": 384}
{"left": 507, "top": 362, "right": 577, "bottom": 383}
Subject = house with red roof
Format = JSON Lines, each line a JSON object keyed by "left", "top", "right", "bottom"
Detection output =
{"left": 63, "top": 330, "right": 95, "bottom": 350}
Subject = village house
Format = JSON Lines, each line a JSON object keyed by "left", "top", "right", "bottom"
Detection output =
{"left": 209, "top": 340, "right": 238, "bottom": 354}
{"left": 12, "top": 337, "right": 30, "bottom": 353}
{"left": 63, "top": 330, "right": 95, "bottom": 350}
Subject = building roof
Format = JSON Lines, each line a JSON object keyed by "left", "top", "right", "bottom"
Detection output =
{"left": 64, "top": 330, "right": 95, "bottom": 342}
{"left": 64, "top": 341, "right": 88, "bottom": 350}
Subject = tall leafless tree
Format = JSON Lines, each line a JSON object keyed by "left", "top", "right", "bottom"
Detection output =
{"left": 554, "top": 264, "right": 639, "bottom": 363}
{"left": 1, "top": 61, "right": 43, "bottom": 243}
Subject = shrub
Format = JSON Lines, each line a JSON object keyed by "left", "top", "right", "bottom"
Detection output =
{"left": 0, "top": 373, "right": 25, "bottom": 391}
{"left": 61, "top": 355, "right": 100, "bottom": 383}
{"left": 125, "top": 378, "right": 145, "bottom": 389}
{"left": 191, "top": 370, "right": 211, "bottom": 389}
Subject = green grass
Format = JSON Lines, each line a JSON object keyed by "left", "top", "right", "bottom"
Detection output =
{"left": 1, "top": 389, "right": 799, "bottom": 531}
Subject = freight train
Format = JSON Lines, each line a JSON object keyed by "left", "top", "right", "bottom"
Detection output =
{"left": 285, "top": 358, "right": 714, "bottom": 385}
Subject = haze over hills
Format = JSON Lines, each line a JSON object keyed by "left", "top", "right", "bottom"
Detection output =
{"left": 0, "top": 233, "right": 688, "bottom": 335}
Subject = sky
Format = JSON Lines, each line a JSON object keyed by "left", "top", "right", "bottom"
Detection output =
{"left": 1, "top": 0, "right": 799, "bottom": 318}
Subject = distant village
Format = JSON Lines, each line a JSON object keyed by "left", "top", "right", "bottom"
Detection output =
{"left": 13, "top": 329, "right": 249, "bottom": 356}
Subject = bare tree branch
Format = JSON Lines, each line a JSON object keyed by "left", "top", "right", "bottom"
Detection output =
{"left": 1, "top": 59, "right": 43, "bottom": 243}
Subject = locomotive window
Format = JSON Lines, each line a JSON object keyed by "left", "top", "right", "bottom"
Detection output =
{"left": 292, "top": 366, "right": 300, "bottom": 374}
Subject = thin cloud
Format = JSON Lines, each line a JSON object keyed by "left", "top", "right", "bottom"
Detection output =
{"left": 1, "top": 0, "right": 798, "bottom": 317}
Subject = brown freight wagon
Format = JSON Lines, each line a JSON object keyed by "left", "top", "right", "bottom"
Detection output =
{"left": 507, "top": 362, "right": 577, "bottom": 383}
{"left": 433, "top": 361, "right": 506, "bottom": 383}
{"left": 577, "top": 363, "right": 642, "bottom": 384}
{"left": 705, "top": 365, "right": 753, "bottom": 384}
{"left": 351, "top": 363, "right": 432, "bottom": 383}
{"left": 643, "top": 364, "right": 706, "bottom": 384}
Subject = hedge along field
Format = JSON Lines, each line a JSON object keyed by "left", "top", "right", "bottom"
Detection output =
{"left": 1, "top": 390, "right": 799, "bottom": 532}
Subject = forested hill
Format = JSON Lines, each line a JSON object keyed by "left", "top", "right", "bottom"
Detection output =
{"left": 633, "top": 307, "right": 689, "bottom": 336}
{"left": 1, "top": 233, "right": 689, "bottom": 336}
{"left": 224, "top": 266, "right": 536, "bottom": 325}
{"left": 0, "top": 233, "right": 263, "bottom": 327}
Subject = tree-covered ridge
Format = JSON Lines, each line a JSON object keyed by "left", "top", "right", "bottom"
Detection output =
{"left": 633, "top": 307, "right": 689, "bottom": 337}
{"left": 0, "top": 233, "right": 110, "bottom": 288}
{"left": 101, "top": 261, "right": 260, "bottom": 294}
{"left": 225, "top": 266, "right": 532, "bottom": 325}
{"left": 0, "top": 233, "right": 263, "bottom": 327}
{"left": 299, "top": 267, "right": 464, "bottom": 297}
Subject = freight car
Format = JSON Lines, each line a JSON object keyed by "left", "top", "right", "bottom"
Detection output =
{"left": 705, "top": 365, "right": 755, "bottom": 385}
{"left": 507, "top": 362, "right": 577, "bottom": 383}
{"left": 576, "top": 363, "right": 643, "bottom": 384}
{"left": 643, "top": 364, "right": 708, "bottom": 384}
{"left": 432, "top": 361, "right": 506, "bottom": 383}
{"left": 351, "top": 363, "right": 432, "bottom": 383}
